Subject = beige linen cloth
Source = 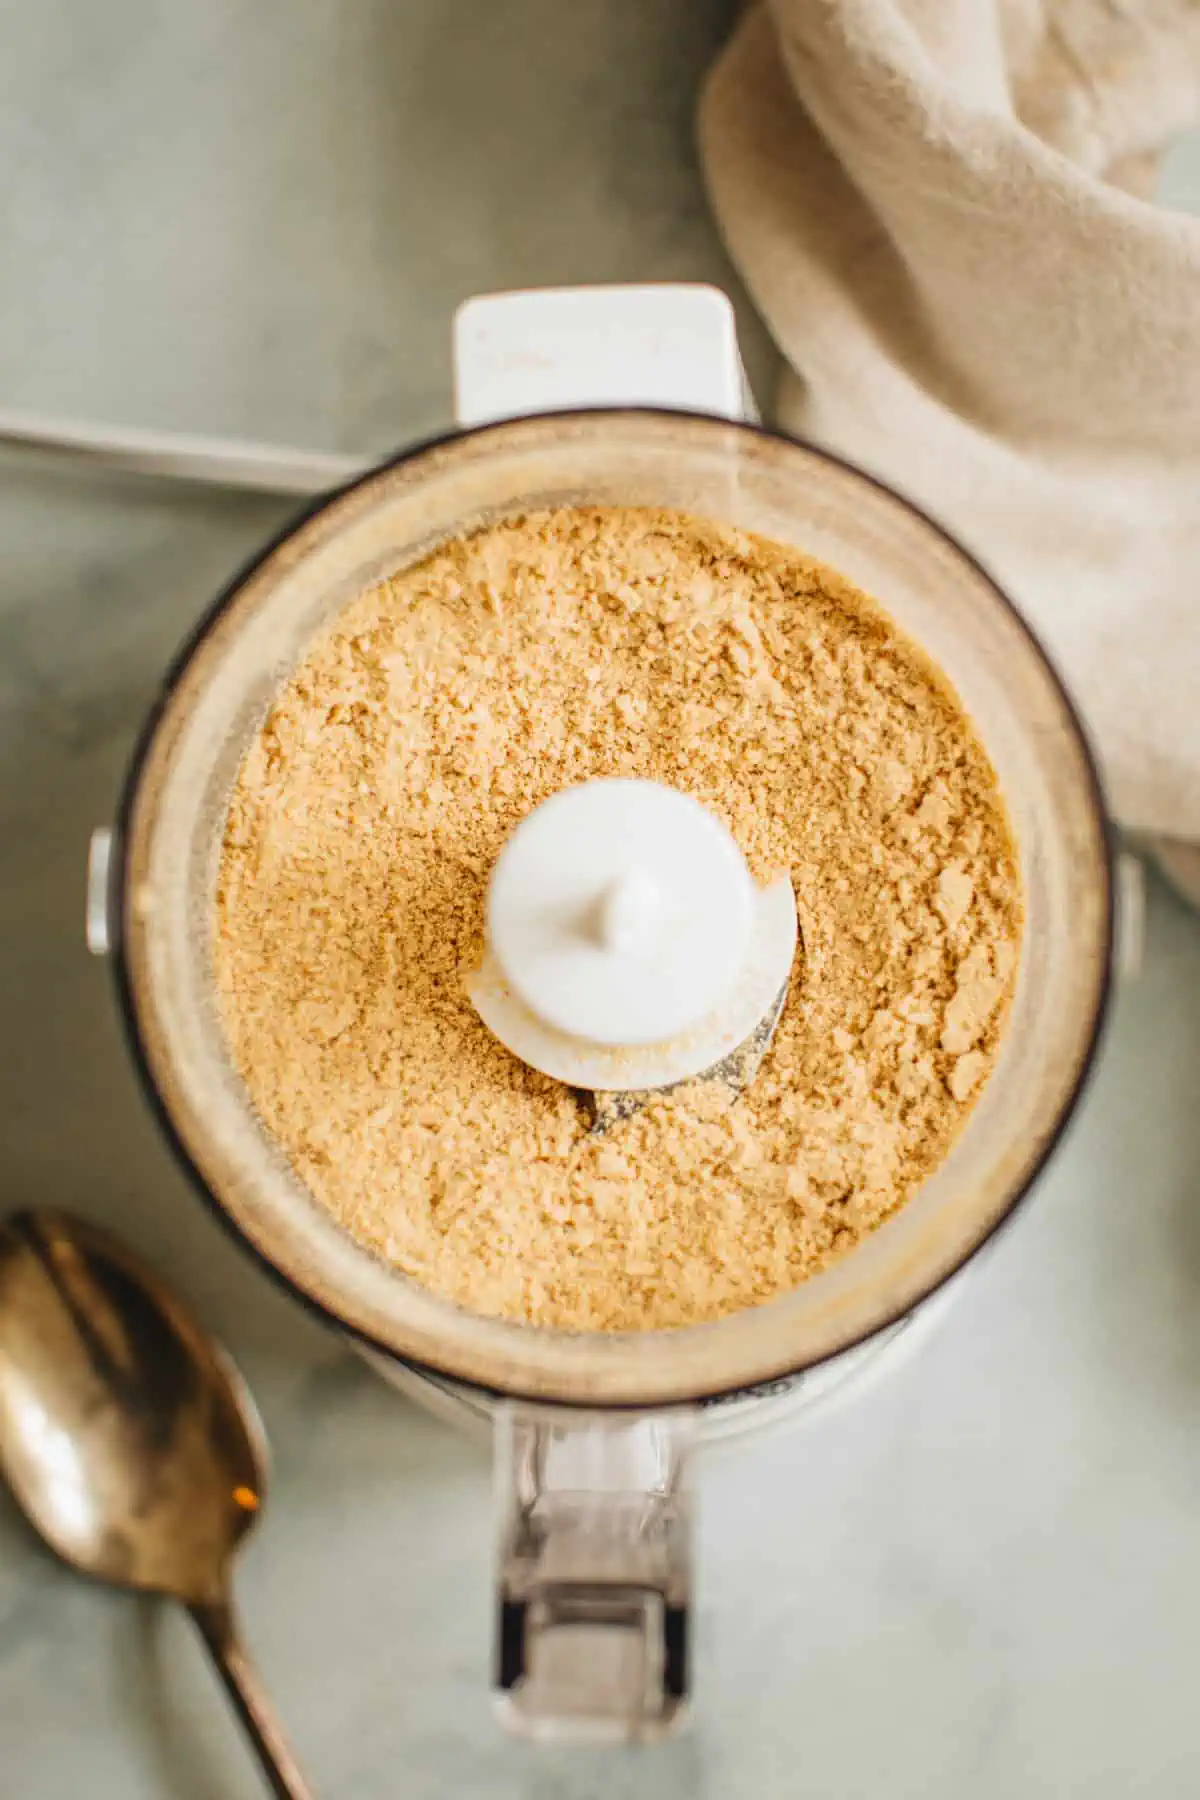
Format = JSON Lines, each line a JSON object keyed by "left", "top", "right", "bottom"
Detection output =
{"left": 700, "top": 0, "right": 1200, "bottom": 846}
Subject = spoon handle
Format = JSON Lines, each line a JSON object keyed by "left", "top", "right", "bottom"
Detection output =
{"left": 190, "top": 1597, "right": 316, "bottom": 1800}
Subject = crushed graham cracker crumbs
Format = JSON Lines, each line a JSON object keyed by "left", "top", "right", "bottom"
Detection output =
{"left": 215, "top": 507, "right": 1023, "bottom": 1332}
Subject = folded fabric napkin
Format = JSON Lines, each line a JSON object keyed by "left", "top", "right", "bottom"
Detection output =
{"left": 701, "top": 0, "right": 1200, "bottom": 843}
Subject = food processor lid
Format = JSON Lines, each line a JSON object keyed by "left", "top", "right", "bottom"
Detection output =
{"left": 111, "top": 408, "right": 1114, "bottom": 1408}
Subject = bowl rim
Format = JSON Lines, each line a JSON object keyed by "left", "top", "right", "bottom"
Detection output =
{"left": 107, "top": 406, "right": 1117, "bottom": 1408}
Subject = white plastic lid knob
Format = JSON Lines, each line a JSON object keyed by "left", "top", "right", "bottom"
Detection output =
{"left": 486, "top": 781, "right": 754, "bottom": 1047}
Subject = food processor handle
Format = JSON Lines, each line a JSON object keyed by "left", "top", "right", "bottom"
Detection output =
{"left": 493, "top": 1404, "right": 697, "bottom": 1743}
{"left": 453, "top": 280, "right": 747, "bottom": 1742}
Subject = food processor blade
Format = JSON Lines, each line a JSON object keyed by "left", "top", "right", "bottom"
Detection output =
{"left": 576, "top": 969, "right": 791, "bottom": 1134}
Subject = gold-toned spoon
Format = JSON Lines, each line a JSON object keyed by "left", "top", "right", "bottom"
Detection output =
{"left": 0, "top": 1208, "right": 313, "bottom": 1800}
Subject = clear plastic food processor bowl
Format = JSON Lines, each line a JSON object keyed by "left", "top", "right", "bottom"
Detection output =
{"left": 106, "top": 407, "right": 1112, "bottom": 1740}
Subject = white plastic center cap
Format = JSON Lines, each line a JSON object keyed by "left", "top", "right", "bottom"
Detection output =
{"left": 591, "top": 870, "right": 659, "bottom": 953}
{"left": 487, "top": 780, "right": 754, "bottom": 1047}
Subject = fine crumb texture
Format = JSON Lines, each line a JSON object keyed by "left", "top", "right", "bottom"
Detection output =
{"left": 215, "top": 508, "right": 1023, "bottom": 1331}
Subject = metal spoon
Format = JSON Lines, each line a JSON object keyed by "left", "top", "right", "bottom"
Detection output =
{"left": 0, "top": 1208, "right": 314, "bottom": 1800}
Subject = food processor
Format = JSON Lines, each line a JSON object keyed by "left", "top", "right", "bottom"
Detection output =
{"left": 86, "top": 285, "right": 1113, "bottom": 1742}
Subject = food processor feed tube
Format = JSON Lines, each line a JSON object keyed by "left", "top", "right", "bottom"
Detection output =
{"left": 101, "top": 286, "right": 1112, "bottom": 1745}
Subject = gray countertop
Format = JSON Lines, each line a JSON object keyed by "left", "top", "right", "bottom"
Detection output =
{"left": 2, "top": 5, "right": 1200, "bottom": 1796}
